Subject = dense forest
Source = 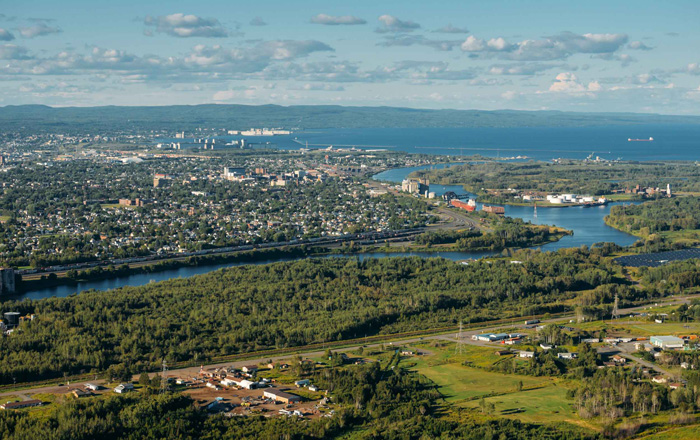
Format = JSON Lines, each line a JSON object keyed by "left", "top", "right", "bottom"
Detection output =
{"left": 606, "top": 197, "right": 700, "bottom": 236}
{"left": 0, "top": 249, "right": 630, "bottom": 384}
{"left": 0, "top": 360, "right": 599, "bottom": 440}
{"left": 414, "top": 217, "right": 569, "bottom": 250}
{"left": 412, "top": 161, "right": 700, "bottom": 197}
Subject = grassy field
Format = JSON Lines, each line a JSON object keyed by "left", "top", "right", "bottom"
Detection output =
{"left": 412, "top": 361, "right": 552, "bottom": 401}
{"left": 461, "top": 383, "right": 579, "bottom": 425}
{"left": 403, "top": 343, "right": 583, "bottom": 426}
{"left": 638, "top": 424, "right": 700, "bottom": 439}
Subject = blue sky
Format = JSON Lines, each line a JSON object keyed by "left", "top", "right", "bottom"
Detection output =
{"left": 1, "top": 0, "right": 699, "bottom": 113}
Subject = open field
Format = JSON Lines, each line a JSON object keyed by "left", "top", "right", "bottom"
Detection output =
{"left": 461, "top": 383, "right": 578, "bottom": 425}
{"left": 638, "top": 424, "right": 700, "bottom": 439}
{"left": 403, "top": 345, "right": 583, "bottom": 426}
{"left": 412, "top": 361, "right": 552, "bottom": 402}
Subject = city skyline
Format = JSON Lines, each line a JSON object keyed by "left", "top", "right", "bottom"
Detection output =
{"left": 1, "top": 0, "right": 699, "bottom": 114}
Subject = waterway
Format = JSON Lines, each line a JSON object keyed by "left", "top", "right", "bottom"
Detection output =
{"left": 18, "top": 164, "right": 639, "bottom": 301}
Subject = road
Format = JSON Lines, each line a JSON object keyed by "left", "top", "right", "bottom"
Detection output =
{"left": 3, "top": 294, "right": 698, "bottom": 400}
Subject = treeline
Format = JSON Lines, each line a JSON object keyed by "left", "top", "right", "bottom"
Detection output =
{"left": 0, "top": 249, "right": 626, "bottom": 384}
{"left": 606, "top": 198, "right": 700, "bottom": 252}
{"left": 414, "top": 218, "right": 568, "bottom": 251}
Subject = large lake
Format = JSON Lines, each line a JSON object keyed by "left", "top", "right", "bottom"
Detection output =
{"left": 172, "top": 124, "right": 700, "bottom": 162}
{"left": 19, "top": 161, "right": 639, "bottom": 301}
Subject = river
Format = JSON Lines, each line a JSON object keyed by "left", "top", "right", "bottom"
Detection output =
{"left": 18, "top": 165, "right": 638, "bottom": 301}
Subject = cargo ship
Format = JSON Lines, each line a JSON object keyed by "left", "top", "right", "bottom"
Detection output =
{"left": 628, "top": 137, "right": 654, "bottom": 142}
{"left": 450, "top": 199, "right": 476, "bottom": 212}
{"left": 482, "top": 205, "right": 505, "bottom": 215}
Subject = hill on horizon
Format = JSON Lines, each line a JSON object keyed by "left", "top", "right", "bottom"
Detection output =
{"left": 1, "top": 104, "right": 700, "bottom": 132}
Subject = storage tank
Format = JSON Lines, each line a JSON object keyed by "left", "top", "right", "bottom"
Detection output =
{"left": 3, "top": 312, "right": 20, "bottom": 327}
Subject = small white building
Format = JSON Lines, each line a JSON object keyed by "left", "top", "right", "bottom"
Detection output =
{"left": 114, "top": 383, "right": 134, "bottom": 394}
{"left": 557, "top": 353, "right": 578, "bottom": 360}
{"left": 237, "top": 379, "right": 256, "bottom": 390}
{"left": 519, "top": 351, "right": 534, "bottom": 358}
{"left": 85, "top": 383, "right": 100, "bottom": 391}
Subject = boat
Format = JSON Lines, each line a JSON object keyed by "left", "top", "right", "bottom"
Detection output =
{"left": 628, "top": 137, "right": 654, "bottom": 142}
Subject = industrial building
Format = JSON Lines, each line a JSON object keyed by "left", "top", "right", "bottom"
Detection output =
{"left": 223, "top": 167, "right": 247, "bottom": 180}
{"left": 1, "top": 399, "right": 42, "bottom": 410}
{"left": 263, "top": 388, "right": 302, "bottom": 404}
{"left": 650, "top": 335, "right": 685, "bottom": 349}
{"left": 401, "top": 178, "right": 429, "bottom": 195}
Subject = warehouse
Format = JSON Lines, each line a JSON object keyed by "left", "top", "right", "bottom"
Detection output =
{"left": 650, "top": 335, "right": 685, "bottom": 350}
{"left": 263, "top": 388, "right": 302, "bottom": 404}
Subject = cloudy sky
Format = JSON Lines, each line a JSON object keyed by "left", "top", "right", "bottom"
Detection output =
{"left": 1, "top": 0, "right": 700, "bottom": 113}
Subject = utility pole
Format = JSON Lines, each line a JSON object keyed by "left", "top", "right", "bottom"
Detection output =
{"left": 611, "top": 293, "right": 620, "bottom": 323}
{"left": 456, "top": 321, "right": 465, "bottom": 355}
{"left": 160, "top": 359, "right": 168, "bottom": 394}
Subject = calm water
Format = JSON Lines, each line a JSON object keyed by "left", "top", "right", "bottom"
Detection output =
{"left": 179, "top": 124, "right": 700, "bottom": 162}
{"left": 374, "top": 166, "right": 639, "bottom": 251}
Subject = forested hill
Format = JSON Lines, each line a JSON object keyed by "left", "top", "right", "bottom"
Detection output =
{"left": 2, "top": 104, "right": 700, "bottom": 132}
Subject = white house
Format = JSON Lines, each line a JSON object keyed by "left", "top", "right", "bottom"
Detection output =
{"left": 519, "top": 351, "right": 534, "bottom": 358}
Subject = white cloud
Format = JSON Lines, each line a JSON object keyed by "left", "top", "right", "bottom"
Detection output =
{"left": 462, "top": 31, "right": 628, "bottom": 61}
{"left": 433, "top": 24, "right": 469, "bottom": 34}
{"left": 311, "top": 14, "right": 366, "bottom": 26}
{"left": 378, "top": 35, "right": 462, "bottom": 51}
{"left": 0, "top": 28, "right": 14, "bottom": 41}
{"left": 0, "top": 44, "right": 29, "bottom": 60}
{"left": 628, "top": 41, "right": 652, "bottom": 51}
{"left": 685, "top": 63, "right": 700, "bottom": 75}
{"left": 18, "top": 22, "right": 61, "bottom": 38}
{"left": 631, "top": 73, "right": 664, "bottom": 85}
{"left": 144, "top": 13, "right": 228, "bottom": 38}
{"left": 293, "top": 83, "right": 346, "bottom": 91}
{"left": 212, "top": 90, "right": 237, "bottom": 101}
{"left": 489, "top": 63, "right": 558, "bottom": 75}
{"left": 376, "top": 15, "right": 420, "bottom": 33}
{"left": 461, "top": 36, "right": 485, "bottom": 52}
{"left": 548, "top": 72, "right": 601, "bottom": 94}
